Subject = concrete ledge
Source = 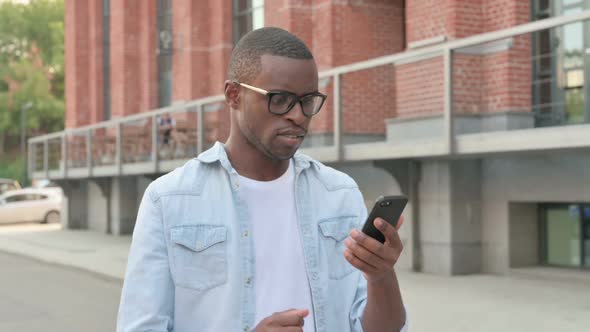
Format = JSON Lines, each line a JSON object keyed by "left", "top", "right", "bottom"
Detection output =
{"left": 387, "top": 112, "right": 535, "bottom": 142}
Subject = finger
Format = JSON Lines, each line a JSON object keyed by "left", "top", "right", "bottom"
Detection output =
{"left": 350, "top": 228, "right": 387, "bottom": 257}
{"left": 396, "top": 215, "right": 405, "bottom": 230}
{"left": 374, "top": 218, "right": 403, "bottom": 251}
{"left": 344, "top": 237, "right": 389, "bottom": 270}
{"left": 283, "top": 327, "right": 304, "bottom": 332}
{"left": 280, "top": 308, "right": 309, "bottom": 317}
{"left": 273, "top": 309, "right": 308, "bottom": 326}
{"left": 344, "top": 248, "right": 379, "bottom": 274}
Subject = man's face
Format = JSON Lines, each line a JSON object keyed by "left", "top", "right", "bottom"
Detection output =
{"left": 236, "top": 54, "right": 319, "bottom": 160}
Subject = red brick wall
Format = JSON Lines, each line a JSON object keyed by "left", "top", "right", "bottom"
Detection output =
{"left": 139, "top": 0, "right": 158, "bottom": 113}
{"left": 406, "top": 0, "right": 450, "bottom": 44}
{"left": 65, "top": 0, "right": 534, "bottom": 140}
{"left": 480, "top": 0, "right": 531, "bottom": 114}
{"left": 265, "top": 0, "right": 313, "bottom": 48}
{"left": 450, "top": 0, "right": 484, "bottom": 38}
{"left": 65, "top": 0, "right": 90, "bottom": 128}
{"left": 395, "top": 57, "right": 445, "bottom": 118}
{"left": 171, "top": 0, "right": 232, "bottom": 143}
{"left": 87, "top": 0, "right": 104, "bottom": 125}
{"left": 309, "top": 0, "right": 405, "bottom": 136}
{"left": 404, "top": 0, "right": 532, "bottom": 118}
{"left": 172, "top": 0, "right": 232, "bottom": 101}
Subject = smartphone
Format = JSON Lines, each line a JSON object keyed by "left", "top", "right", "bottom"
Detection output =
{"left": 361, "top": 195, "right": 408, "bottom": 243}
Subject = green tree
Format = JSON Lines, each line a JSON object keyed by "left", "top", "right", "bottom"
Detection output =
{"left": 0, "top": 0, "right": 64, "bottom": 157}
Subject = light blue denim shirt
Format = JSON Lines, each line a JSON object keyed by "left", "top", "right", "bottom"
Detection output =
{"left": 117, "top": 142, "right": 407, "bottom": 332}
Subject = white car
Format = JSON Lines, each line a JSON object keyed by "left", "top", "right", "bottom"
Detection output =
{"left": 0, "top": 188, "right": 62, "bottom": 224}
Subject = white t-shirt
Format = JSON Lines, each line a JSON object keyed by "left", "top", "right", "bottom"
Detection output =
{"left": 238, "top": 160, "right": 315, "bottom": 332}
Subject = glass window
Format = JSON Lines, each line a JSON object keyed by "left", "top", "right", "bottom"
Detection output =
{"left": 6, "top": 195, "right": 28, "bottom": 203}
{"left": 233, "top": 0, "right": 264, "bottom": 44}
{"left": 545, "top": 206, "right": 581, "bottom": 266}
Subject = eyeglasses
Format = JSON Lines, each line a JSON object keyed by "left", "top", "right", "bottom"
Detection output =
{"left": 237, "top": 82, "right": 327, "bottom": 117}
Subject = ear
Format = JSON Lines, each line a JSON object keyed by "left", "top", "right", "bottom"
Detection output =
{"left": 224, "top": 80, "right": 240, "bottom": 110}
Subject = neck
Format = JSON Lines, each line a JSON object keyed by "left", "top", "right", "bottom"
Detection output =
{"left": 224, "top": 134, "right": 290, "bottom": 181}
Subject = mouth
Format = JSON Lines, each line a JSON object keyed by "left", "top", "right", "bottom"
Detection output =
{"left": 276, "top": 131, "right": 306, "bottom": 146}
{"left": 278, "top": 134, "right": 305, "bottom": 139}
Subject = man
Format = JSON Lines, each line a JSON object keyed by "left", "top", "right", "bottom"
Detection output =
{"left": 157, "top": 113, "right": 188, "bottom": 158}
{"left": 117, "top": 27, "right": 407, "bottom": 332}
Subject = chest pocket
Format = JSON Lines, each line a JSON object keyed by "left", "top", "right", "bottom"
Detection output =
{"left": 169, "top": 224, "right": 227, "bottom": 291}
{"left": 318, "top": 217, "right": 358, "bottom": 279}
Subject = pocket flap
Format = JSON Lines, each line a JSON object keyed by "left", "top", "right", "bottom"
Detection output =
{"left": 170, "top": 224, "right": 227, "bottom": 252}
{"left": 318, "top": 217, "right": 357, "bottom": 242}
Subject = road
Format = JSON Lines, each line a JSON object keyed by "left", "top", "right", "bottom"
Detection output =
{"left": 0, "top": 251, "right": 122, "bottom": 332}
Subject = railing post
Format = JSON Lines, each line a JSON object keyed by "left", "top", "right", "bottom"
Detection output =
{"left": 43, "top": 140, "right": 49, "bottom": 179}
{"left": 86, "top": 131, "right": 92, "bottom": 177}
{"left": 152, "top": 114, "right": 158, "bottom": 172}
{"left": 28, "top": 141, "right": 34, "bottom": 179}
{"left": 62, "top": 132, "right": 70, "bottom": 179}
{"left": 333, "top": 74, "right": 342, "bottom": 161}
{"left": 197, "top": 104, "right": 204, "bottom": 155}
{"left": 116, "top": 122, "right": 122, "bottom": 175}
{"left": 62, "top": 133, "right": 68, "bottom": 178}
{"left": 443, "top": 47, "right": 454, "bottom": 155}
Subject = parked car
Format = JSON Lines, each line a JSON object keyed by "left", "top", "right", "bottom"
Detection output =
{"left": 0, "top": 178, "right": 22, "bottom": 195}
{"left": 0, "top": 188, "right": 62, "bottom": 224}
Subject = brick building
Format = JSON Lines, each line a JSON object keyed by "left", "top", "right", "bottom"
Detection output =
{"left": 28, "top": 0, "right": 590, "bottom": 275}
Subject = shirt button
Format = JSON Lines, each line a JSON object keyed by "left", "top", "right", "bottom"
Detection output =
{"left": 245, "top": 277, "right": 252, "bottom": 285}
{"left": 243, "top": 325, "right": 249, "bottom": 332}
{"left": 243, "top": 230, "right": 249, "bottom": 237}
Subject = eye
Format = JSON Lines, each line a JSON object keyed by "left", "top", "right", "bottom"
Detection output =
{"left": 271, "top": 94, "right": 292, "bottom": 106}
{"left": 301, "top": 97, "right": 314, "bottom": 106}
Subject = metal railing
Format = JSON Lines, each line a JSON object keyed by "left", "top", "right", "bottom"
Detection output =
{"left": 28, "top": 10, "right": 590, "bottom": 180}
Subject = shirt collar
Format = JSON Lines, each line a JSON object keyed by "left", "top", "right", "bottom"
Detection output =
{"left": 197, "top": 141, "right": 313, "bottom": 174}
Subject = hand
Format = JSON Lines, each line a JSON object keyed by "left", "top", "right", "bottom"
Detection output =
{"left": 343, "top": 216, "right": 404, "bottom": 283}
{"left": 252, "top": 308, "right": 309, "bottom": 332}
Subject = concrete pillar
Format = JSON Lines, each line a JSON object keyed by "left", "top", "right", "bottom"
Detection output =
{"left": 449, "top": 160, "right": 483, "bottom": 274}
{"left": 419, "top": 160, "right": 482, "bottom": 275}
{"left": 87, "top": 180, "right": 109, "bottom": 233}
{"left": 110, "top": 177, "right": 139, "bottom": 235}
{"left": 60, "top": 181, "right": 88, "bottom": 229}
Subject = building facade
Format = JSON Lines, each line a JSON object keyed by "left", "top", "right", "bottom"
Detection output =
{"left": 29, "top": 0, "right": 590, "bottom": 275}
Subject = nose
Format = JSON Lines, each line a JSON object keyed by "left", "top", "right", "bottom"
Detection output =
{"left": 284, "top": 101, "right": 307, "bottom": 126}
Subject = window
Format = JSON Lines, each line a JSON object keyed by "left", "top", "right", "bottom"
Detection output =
{"left": 6, "top": 195, "right": 28, "bottom": 203}
{"left": 4, "top": 193, "right": 47, "bottom": 203}
{"left": 233, "top": 0, "right": 264, "bottom": 44}
{"left": 541, "top": 204, "right": 590, "bottom": 268}
{"left": 532, "top": 0, "right": 589, "bottom": 126}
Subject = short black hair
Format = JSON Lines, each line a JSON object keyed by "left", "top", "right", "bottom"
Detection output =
{"left": 228, "top": 27, "right": 314, "bottom": 84}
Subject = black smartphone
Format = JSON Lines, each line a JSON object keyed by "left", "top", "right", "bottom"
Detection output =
{"left": 361, "top": 195, "right": 408, "bottom": 243}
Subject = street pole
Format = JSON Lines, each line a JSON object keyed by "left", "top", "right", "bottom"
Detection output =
{"left": 20, "top": 102, "right": 33, "bottom": 186}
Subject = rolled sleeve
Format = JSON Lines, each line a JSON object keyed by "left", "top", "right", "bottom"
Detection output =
{"left": 116, "top": 184, "right": 175, "bottom": 332}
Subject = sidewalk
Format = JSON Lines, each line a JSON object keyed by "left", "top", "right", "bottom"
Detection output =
{"left": 0, "top": 223, "right": 129, "bottom": 280}
{"left": 1, "top": 224, "right": 589, "bottom": 332}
